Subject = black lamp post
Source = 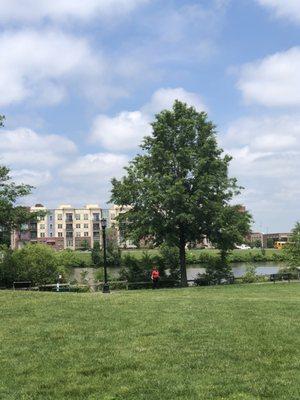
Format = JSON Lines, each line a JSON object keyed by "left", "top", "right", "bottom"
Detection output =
{"left": 101, "top": 218, "right": 110, "bottom": 293}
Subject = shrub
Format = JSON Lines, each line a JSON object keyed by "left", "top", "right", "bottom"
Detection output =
{"left": 241, "top": 264, "right": 259, "bottom": 283}
{"left": 0, "top": 244, "right": 62, "bottom": 287}
{"left": 91, "top": 241, "right": 102, "bottom": 266}
{"left": 56, "top": 249, "right": 88, "bottom": 269}
{"left": 194, "top": 258, "right": 234, "bottom": 286}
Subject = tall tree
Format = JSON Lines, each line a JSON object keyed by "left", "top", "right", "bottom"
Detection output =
{"left": 111, "top": 101, "right": 251, "bottom": 285}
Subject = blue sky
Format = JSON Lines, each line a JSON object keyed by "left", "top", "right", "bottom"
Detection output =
{"left": 0, "top": 0, "right": 300, "bottom": 232}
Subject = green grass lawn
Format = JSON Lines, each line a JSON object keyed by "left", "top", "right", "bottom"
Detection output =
{"left": 121, "top": 248, "right": 281, "bottom": 258}
{"left": 1, "top": 284, "right": 299, "bottom": 399}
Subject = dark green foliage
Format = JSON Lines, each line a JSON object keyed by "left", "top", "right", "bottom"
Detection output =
{"left": 111, "top": 101, "right": 251, "bottom": 285}
{"left": 194, "top": 257, "right": 234, "bottom": 286}
{"left": 284, "top": 222, "right": 300, "bottom": 266}
{"left": 106, "top": 238, "right": 121, "bottom": 266}
{"left": 119, "top": 254, "right": 151, "bottom": 289}
{"left": 56, "top": 249, "right": 88, "bottom": 268}
{"left": 79, "top": 239, "right": 90, "bottom": 251}
{"left": 157, "top": 243, "right": 180, "bottom": 281}
{"left": 119, "top": 247, "right": 181, "bottom": 289}
{"left": 91, "top": 241, "right": 102, "bottom": 266}
{"left": 0, "top": 244, "right": 61, "bottom": 287}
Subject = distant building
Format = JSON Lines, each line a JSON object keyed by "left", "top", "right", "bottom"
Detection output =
{"left": 11, "top": 204, "right": 105, "bottom": 250}
{"left": 108, "top": 204, "right": 136, "bottom": 248}
{"left": 246, "top": 231, "right": 292, "bottom": 248}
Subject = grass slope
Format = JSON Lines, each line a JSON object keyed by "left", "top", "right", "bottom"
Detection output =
{"left": 1, "top": 284, "right": 299, "bottom": 400}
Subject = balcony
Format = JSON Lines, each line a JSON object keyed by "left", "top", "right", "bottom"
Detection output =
{"left": 93, "top": 214, "right": 100, "bottom": 222}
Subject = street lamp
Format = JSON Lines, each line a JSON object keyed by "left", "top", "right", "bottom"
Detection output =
{"left": 101, "top": 218, "right": 110, "bottom": 293}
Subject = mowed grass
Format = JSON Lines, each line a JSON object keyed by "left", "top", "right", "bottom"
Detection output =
{"left": 1, "top": 284, "right": 300, "bottom": 400}
{"left": 121, "top": 248, "right": 281, "bottom": 259}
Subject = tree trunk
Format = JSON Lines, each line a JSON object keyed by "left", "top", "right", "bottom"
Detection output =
{"left": 179, "top": 226, "right": 188, "bottom": 287}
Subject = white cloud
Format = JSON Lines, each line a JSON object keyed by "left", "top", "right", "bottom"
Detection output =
{"left": 222, "top": 114, "right": 300, "bottom": 230}
{"left": 60, "top": 152, "right": 129, "bottom": 205}
{"left": 90, "top": 112, "right": 151, "bottom": 152}
{"left": 237, "top": 47, "right": 300, "bottom": 107}
{"left": 0, "top": 127, "right": 76, "bottom": 168}
{"left": 61, "top": 153, "right": 128, "bottom": 181}
{"left": 0, "top": 29, "right": 106, "bottom": 106}
{"left": 90, "top": 87, "right": 207, "bottom": 151}
{"left": 0, "top": 0, "right": 148, "bottom": 23}
{"left": 256, "top": 0, "right": 300, "bottom": 24}
{"left": 143, "top": 87, "right": 207, "bottom": 114}
{"left": 11, "top": 170, "right": 52, "bottom": 186}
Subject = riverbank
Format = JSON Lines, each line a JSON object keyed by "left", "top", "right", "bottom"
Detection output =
{"left": 1, "top": 284, "right": 299, "bottom": 399}
{"left": 74, "top": 248, "right": 286, "bottom": 267}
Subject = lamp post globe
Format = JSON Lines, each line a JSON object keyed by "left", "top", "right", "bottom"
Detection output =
{"left": 101, "top": 218, "right": 110, "bottom": 293}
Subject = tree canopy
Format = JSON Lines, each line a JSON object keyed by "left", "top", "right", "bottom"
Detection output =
{"left": 111, "top": 101, "right": 251, "bottom": 285}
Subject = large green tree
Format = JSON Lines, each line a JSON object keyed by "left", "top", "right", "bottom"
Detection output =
{"left": 111, "top": 101, "right": 251, "bottom": 285}
{"left": 0, "top": 115, "right": 39, "bottom": 244}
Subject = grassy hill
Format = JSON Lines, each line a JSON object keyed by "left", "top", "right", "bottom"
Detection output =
{"left": 1, "top": 284, "right": 299, "bottom": 399}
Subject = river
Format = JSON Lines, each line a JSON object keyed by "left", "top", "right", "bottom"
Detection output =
{"left": 70, "top": 262, "right": 286, "bottom": 285}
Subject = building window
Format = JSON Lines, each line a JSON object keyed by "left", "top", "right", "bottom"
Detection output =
{"left": 66, "top": 213, "right": 73, "bottom": 222}
{"left": 40, "top": 224, "right": 45, "bottom": 229}
{"left": 58, "top": 224, "right": 62, "bottom": 229}
{"left": 50, "top": 224, "right": 53, "bottom": 229}
{"left": 76, "top": 224, "right": 81, "bottom": 229}
{"left": 93, "top": 213, "right": 100, "bottom": 221}
{"left": 84, "top": 232, "right": 89, "bottom": 237}
{"left": 75, "top": 214, "right": 80, "bottom": 220}
{"left": 84, "top": 223, "right": 88, "bottom": 228}
{"left": 84, "top": 214, "right": 89, "bottom": 220}
{"left": 40, "top": 233, "right": 45, "bottom": 238}
{"left": 49, "top": 215, "right": 53, "bottom": 221}
{"left": 50, "top": 233, "right": 53, "bottom": 237}
{"left": 66, "top": 239, "right": 73, "bottom": 247}
{"left": 58, "top": 214, "right": 62, "bottom": 220}
{"left": 76, "top": 232, "right": 81, "bottom": 237}
{"left": 58, "top": 232, "right": 63, "bottom": 237}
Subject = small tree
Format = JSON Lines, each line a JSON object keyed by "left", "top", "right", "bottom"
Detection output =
{"left": 111, "top": 101, "right": 251, "bottom": 286}
{"left": 210, "top": 205, "right": 252, "bottom": 267}
{"left": 91, "top": 241, "right": 102, "bottom": 266}
{"left": 284, "top": 222, "right": 300, "bottom": 270}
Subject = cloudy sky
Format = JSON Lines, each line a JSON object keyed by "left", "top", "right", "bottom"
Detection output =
{"left": 0, "top": 0, "right": 299, "bottom": 232}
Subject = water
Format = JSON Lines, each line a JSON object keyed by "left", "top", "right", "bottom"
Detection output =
{"left": 70, "top": 262, "right": 286, "bottom": 285}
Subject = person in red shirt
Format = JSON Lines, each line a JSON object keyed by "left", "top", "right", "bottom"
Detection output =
{"left": 151, "top": 266, "right": 160, "bottom": 289}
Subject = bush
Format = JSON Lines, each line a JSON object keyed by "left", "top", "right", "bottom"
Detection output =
{"left": 0, "top": 244, "right": 62, "bottom": 287}
{"left": 157, "top": 244, "right": 180, "bottom": 281}
{"left": 194, "top": 258, "right": 234, "bottom": 286}
{"left": 56, "top": 249, "right": 88, "bottom": 269}
{"left": 119, "top": 254, "right": 150, "bottom": 287}
{"left": 241, "top": 264, "right": 259, "bottom": 283}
